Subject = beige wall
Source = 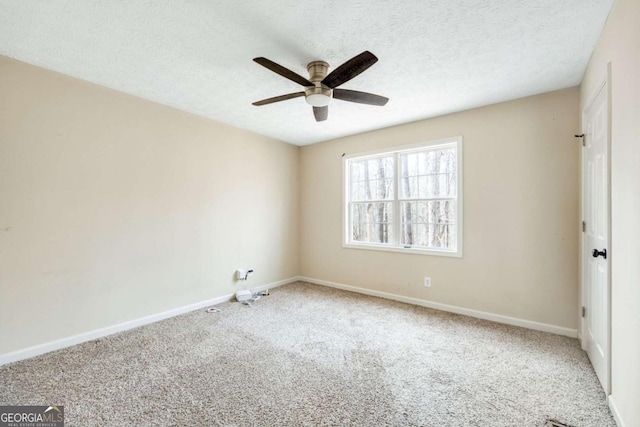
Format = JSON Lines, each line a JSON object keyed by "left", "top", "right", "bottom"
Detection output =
{"left": 0, "top": 56, "right": 299, "bottom": 354}
{"left": 581, "top": 0, "right": 640, "bottom": 424}
{"left": 300, "top": 88, "right": 580, "bottom": 330}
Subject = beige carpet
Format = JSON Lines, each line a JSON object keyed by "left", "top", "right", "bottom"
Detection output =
{"left": 0, "top": 282, "right": 615, "bottom": 426}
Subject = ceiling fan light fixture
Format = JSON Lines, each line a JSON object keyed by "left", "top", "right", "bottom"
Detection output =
{"left": 304, "top": 85, "right": 333, "bottom": 107}
{"left": 305, "top": 93, "right": 332, "bottom": 107}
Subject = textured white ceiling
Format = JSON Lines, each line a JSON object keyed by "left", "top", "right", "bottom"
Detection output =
{"left": 0, "top": 1, "right": 613, "bottom": 145}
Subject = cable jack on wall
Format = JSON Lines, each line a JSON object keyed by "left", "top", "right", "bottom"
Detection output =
{"left": 235, "top": 268, "right": 255, "bottom": 303}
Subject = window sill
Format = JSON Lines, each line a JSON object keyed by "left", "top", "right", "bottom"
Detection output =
{"left": 342, "top": 242, "right": 462, "bottom": 258}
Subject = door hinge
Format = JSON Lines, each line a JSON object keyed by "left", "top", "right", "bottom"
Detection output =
{"left": 582, "top": 221, "right": 586, "bottom": 232}
{"left": 582, "top": 306, "right": 586, "bottom": 318}
{"left": 575, "top": 134, "right": 586, "bottom": 146}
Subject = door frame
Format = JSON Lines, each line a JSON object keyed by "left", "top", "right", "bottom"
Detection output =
{"left": 580, "top": 64, "right": 612, "bottom": 395}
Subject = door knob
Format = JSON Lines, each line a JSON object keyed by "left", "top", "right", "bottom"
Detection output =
{"left": 592, "top": 248, "right": 607, "bottom": 259}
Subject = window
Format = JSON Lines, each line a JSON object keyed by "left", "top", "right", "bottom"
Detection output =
{"left": 343, "top": 136, "right": 462, "bottom": 256}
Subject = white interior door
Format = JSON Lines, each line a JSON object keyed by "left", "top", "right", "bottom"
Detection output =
{"left": 582, "top": 80, "right": 610, "bottom": 393}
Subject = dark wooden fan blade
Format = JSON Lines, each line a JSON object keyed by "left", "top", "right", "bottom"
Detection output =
{"left": 253, "top": 57, "right": 314, "bottom": 87}
{"left": 252, "top": 92, "right": 305, "bottom": 106}
{"left": 313, "top": 106, "right": 328, "bottom": 122}
{"left": 321, "top": 51, "right": 378, "bottom": 89}
{"left": 333, "top": 89, "right": 389, "bottom": 106}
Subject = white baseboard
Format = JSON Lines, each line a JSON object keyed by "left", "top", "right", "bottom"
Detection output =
{"left": 608, "top": 395, "right": 625, "bottom": 427}
{"left": 299, "top": 276, "right": 578, "bottom": 338}
{"left": 0, "top": 276, "right": 297, "bottom": 367}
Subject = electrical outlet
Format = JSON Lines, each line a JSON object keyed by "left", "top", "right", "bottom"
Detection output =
{"left": 424, "top": 277, "right": 431, "bottom": 287}
{"left": 236, "top": 269, "right": 247, "bottom": 280}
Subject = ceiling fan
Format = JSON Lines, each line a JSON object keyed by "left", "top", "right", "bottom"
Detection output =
{"left": 252, "top": 51, "right": 389, "bottom": 122}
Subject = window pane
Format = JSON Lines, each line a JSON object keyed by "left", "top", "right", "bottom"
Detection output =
{"left": 400, "top": 200, "right": 456, "bottom": 249}
{"left": 351, "top": 202, "right": 394, "bottom": 244}
{"left": 401, "top": 176, "right": 417, "bottom": 198}
{"left": 399, "top": 147, "right": 457, "bottom": 199}
{"left": 349, "top": 156, "right": 394, "bottom": 201}
{"left": 418, "top": 151, "right": 429, "bottom": 175}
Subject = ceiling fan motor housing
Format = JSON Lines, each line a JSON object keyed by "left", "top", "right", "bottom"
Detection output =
{"left": 305, "top": 61, "right": 332, "bottom": 106}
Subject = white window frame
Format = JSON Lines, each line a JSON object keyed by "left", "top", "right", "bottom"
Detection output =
{"left": 342, "top": 136, "right": 463, "bottom": 257}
